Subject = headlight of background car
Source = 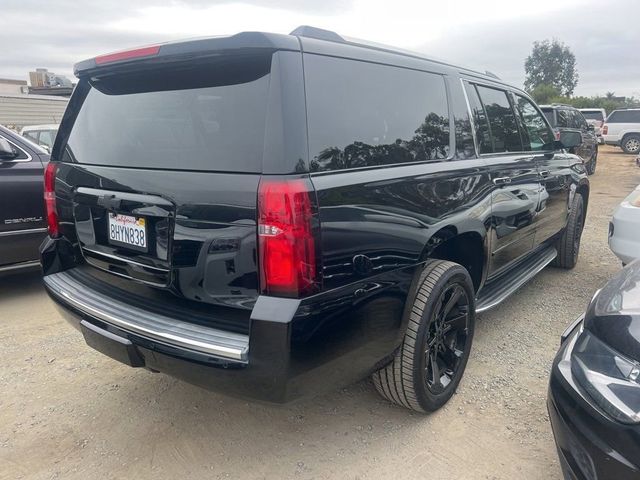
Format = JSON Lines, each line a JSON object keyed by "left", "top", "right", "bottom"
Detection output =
{"left": 572, "top": 330, "right": 640, "bottom": 424}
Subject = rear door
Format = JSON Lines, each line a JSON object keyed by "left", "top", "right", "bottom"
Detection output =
{"left": 0, "top": 131, "right": 47, "bottom": 267}
{"left": 465, "top": 83, "right": 540, "bottom": 274}
{"left": 513, "top": 94, "right": 571, "bottom": 246}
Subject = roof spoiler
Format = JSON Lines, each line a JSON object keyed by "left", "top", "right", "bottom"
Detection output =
{"left": 73, "top": 32, "right": 301, "bottom": 78}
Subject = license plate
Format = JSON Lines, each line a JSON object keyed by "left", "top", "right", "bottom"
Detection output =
{"left": 108, "top": 213, "right": 147, "bottom": 251}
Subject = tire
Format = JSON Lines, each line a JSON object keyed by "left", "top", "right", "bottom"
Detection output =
{"left": 586, "top": 147, "right": 597, "bottom": 175}
{"left": 372, "top": 260, "right": 475, "bottom": 413}
{"left": 552, "top": 194, "right": 584, "bottom": 269}
{"left": 621, "top": 134, "right": 640, "bottom": 154}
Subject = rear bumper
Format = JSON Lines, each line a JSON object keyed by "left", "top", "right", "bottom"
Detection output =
{"left": 44, "top": 271, "right": 249, "bottom": 361}
{"left": 44, "top": 262, "right": 411, "bottom": 403}
{"left": 548, "top": 321, "right": 640, "bottom": 479}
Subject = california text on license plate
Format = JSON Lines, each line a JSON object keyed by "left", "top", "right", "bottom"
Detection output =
{"left": 108, "top": 213, "right": 147, "bottom": 251}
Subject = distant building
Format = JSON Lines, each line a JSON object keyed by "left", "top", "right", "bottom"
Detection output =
{"left": 0, "top": 94, "right": 68, "bottom": 129}
{"left": 28, "top": 68, "right": 74, "bottom": 97}
{"left": 0, "top": 78, "right": 28, "bottom": 95}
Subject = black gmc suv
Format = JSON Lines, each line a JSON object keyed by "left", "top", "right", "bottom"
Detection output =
{"left": 41, "top": 26, "right": 589, "bottom": 413}
{"left": 0, "top": 124, "right": 49, "bottom": 274}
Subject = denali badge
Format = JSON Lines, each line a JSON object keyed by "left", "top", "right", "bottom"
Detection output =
{"left": 4, "top": 217, "right": 43, "bottom": 224}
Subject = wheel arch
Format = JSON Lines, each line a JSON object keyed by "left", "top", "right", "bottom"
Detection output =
{"left": 419, "top": 226, "right": 487, "bottom": 292}
{"left": 575, "top": 181, "right": 590, "bottom": 224}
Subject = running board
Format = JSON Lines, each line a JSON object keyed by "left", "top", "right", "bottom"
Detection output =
{"left": 476, "top": 246, "right": 557, "bottom": 313}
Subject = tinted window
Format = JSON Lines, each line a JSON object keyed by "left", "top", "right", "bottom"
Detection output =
{"left": 475, "top": 85, "right": 523, "bottom": 153}
{"left": 607, "top": 110, "right": 640, "bottom": 123}
{"left": 515, "top": 96, "right": 553, "bottom": 151}
{"left": 305, "top": 55, "right": 450, "bottom": 172}
{"left": 556, "top": 109, "right": 570, "bottom": 128}
{"left": 541, "top": 108, "right": 555, "bottom": 126}
{"left": 63, "top": 54, "right": 272, "bottom": 172}
{"left": 466, "top": 84, "right": 492, "bottom": 154}
{"left": 581, "top": 111, "right": 604, "bottom": 122}
{"left": 451, "top": 83, "right": 475, "bottom": 159}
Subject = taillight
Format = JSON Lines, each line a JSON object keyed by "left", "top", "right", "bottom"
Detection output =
{"left": 44, "top": 162, "right": 59, "bottom": 238}
{"left": 95, "top": 45, "right": 160, "bottom": 65}
{"left": 258, "top": 178, "right": 319, "bottom": 297}
{"left": 554, "top": 130, "right": 561, "bottom": 141}
{"left": 602, "top": 125, "right": 608, "bottom": 135}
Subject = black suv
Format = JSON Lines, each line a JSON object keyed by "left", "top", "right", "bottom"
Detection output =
{"left": 0, "top": 125, "right": 49, "bottom": 274}
{"left": 540, "top": 104, "right": 598, "bottom": 174}
{"left": 42, "top": 27, "right": 589, "bottom": 412}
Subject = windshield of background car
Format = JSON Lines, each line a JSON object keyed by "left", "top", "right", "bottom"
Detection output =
{"left": 582, "top": 111, "right": 604, "bottom": 122}
{"left": 62, "top": 53, "right": 272, "bottom": 172}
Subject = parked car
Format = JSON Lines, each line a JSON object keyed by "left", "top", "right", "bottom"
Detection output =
{"left": 0, "top": 124, "right": 49, "bottom": 273}
{"left": 579, "top": 108, "right": 606, "bottom": 144}
{"left": 41, "top": 26, "right": 589, "bottom": 412}
{"left": 20, "top": 124, "right": 59, "bottom": 153}
{"left": 609, "top": 184, "right": 640, "bottom": 265}
{"left": 548, "top": 261, "right": 640, "bottom": 480}
{"left": 602, "top": 108, "right": 640, "bottom": 154}
{"left": 541, "top": 104, "right": 599, "bottom": 174}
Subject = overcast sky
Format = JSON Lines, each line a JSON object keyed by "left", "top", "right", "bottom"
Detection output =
{"left": 2, "top": 0, "right": 638, "bottom": 97}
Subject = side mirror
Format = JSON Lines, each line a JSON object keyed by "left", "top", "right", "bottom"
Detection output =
{"left": 559, "top": 130, "right": 582, "bottom": 149}
{"left": 587, "top": 124, "right": 595, "bottom": 132}
{"left": 0, "top": 138, "right": 17, "bottom": 160}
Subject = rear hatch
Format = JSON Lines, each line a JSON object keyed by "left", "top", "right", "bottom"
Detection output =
{"left": 53, "top": 49, "right": 285, "bottom": 326}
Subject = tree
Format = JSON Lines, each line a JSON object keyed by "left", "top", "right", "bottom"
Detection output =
{"left": 524, "top": 39, "right": 578, "bottom": 96}
{"left": 529, "top": 83, "right": 562, "bottom": 104}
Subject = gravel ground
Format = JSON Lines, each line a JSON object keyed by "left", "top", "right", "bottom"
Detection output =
{"left": 1, "top": 146, "right": 639, "bottom": 480}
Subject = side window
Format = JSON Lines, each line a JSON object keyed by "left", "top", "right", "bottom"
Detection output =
{"left": 449, "top": 81, "right": 476, "bottom": 159}
{"left": 475, "top": 85, "right": 523, "bottom": 153}
{"left": 305, "top": 55, "right": 450, "bottom": 172}
{"left": 465, "top": 83, "right": 492, "bottom": 154}
{"left": 608, "top": 110, "right": 640, "bottom": 123}
{"left": 556, "top": 109, "right": 569, "bottom": 128}
{"left": 514, "top": 95, "right": 553, "bottom": 151}
{"left": 0, "top": 135, "right": 29, "bottom": 160}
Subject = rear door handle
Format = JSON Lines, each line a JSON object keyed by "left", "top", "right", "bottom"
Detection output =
{"left": 539, "top": 170, "right": 551, "bottom": 178}
{"left": 493, "top": 176, "right": 512, "bottom": 186}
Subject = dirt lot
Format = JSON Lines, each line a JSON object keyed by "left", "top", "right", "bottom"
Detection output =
{"left": 1, "top": 146, "right": 639, "bottom": 480}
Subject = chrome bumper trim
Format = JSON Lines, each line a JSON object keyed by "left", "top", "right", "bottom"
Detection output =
{"left": 44, "top": 271, "right": 249, "bottom": 362}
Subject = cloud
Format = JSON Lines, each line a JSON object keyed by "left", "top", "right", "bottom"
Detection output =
{"left": 418, "top": 0, "right": 640, "bottom": 97}
{"left": 0, "top": 0, "right": 637, "bottom": 97}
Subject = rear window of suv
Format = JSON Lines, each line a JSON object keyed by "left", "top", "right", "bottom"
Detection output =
{"left": 62, "top": 54, "right": 272, "bottom": 172}
{"left": 607, "top": 110, "right": 640, "bottom": 123}
{"left": 581, "top": 111, "right": 604, "bottom": 122}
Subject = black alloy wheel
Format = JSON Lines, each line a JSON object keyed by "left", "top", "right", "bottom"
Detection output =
{"left": 424, "top": 284, "right": 471, "bottom": 394}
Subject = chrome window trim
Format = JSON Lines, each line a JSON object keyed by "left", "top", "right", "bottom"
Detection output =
{"left": 0, "top": 134, "right": 32, "bottom": 163}
{"left": 460, "top": 78, "right": 480, "bottom": 158}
